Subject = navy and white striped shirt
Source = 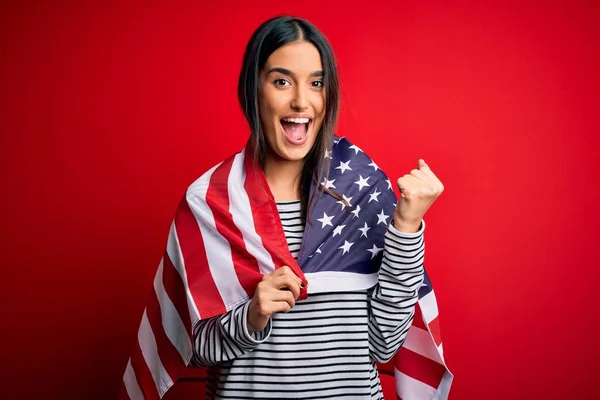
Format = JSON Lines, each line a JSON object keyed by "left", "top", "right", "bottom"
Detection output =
{"left": 191, "top": 200, "right": 425, "bottom": 399}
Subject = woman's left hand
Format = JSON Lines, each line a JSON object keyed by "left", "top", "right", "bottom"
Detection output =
{"left": 394, "top": 159, "right": 444, "bottom": 233}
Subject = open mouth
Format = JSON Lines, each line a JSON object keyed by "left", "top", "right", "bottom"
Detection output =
{"left": 280, "top": 117, "right": 312, "bottom": 146}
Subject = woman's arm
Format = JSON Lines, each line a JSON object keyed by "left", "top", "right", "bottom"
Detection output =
{"left": 368, "top": 220, "right": 425, "bottom": 363}
{"left": 190, "top": 301, "right": 272, "bottom": 367}
{"left": 190, "top": 266, "right": 302, "bottom": 367}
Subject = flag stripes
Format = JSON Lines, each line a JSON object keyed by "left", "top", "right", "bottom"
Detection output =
{"left": 121, "top": 139, "right": 451, "bottom": 399}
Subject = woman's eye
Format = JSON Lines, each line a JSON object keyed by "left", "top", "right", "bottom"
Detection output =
{"left": 312, "top": 80, "right": 324, "bottom": 88}
{"left": 274, "top": 79, "right": 290, "bottom": 86}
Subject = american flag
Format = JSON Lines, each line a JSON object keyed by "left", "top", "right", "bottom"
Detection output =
{"left": 120, "top": 136, "right": 452, "bottom": 399}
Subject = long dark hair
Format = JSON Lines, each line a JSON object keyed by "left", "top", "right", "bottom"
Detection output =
{"left": 237, "top": 16, "right": 341, "bottom": 224}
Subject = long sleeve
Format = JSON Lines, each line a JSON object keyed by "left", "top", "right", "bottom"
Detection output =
{"left": 190, "top": 301, "right": 273, "bottom": 367}
{"left": 368, "top": 219, "right": 426, "bottom": 363}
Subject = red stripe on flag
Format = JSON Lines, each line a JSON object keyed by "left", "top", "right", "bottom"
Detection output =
{"left": 241, "top": 148, "right": 306, "bottom": 292}
{"left": 428, "top": 315, "right": 443, "bottom": 347}
{"left": 118, "top": 378, "right": 130, "bottom": 400}
{"left": 145, "top": 286, "right": 186, "bottom": 384}
{"left": 377, "top": 359, "right": 395, "bottom": 375}
{"left": 395, "top": 346, "right": 446, "bottom": 389}
{"left": 175, "top": 197, "right": 225, "bottom": 318}
{"left": 130, "top": 336, "right": 160, "bottom": 400}
{"left": 411, "top": 303, "right": 427, "bottom": 330}
{"left": 205, "top": 155, "right": 261, "bottom": 297}
{"left": 162, "top": 252, "right": 192, "bottom": 339}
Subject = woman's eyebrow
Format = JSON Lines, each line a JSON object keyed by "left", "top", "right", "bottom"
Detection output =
{"left": 267, "top": 67, "right": 293, "bottom": 76}
{"left": 267, "top": 67, "right": 324, "bottom": 77}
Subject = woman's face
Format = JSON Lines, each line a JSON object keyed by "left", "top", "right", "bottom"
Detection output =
{"left": 258, "top": 40, "right": 326, "bottom": 163}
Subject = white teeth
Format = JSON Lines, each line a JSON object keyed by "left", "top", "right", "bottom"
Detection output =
{"left": 282, "top": 117, "right": 310, "bottom": 124}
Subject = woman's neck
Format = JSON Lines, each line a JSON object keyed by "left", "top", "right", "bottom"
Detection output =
{"left": 264, "top": 152, "right": 303, "bottom": 202}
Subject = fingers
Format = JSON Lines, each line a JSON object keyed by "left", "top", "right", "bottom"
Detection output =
{"left": 264, "top": 266, "right": 304, "bottom": 287}
{"left": 397, "top": 165, "right": 444, "bottom": 198}
{"left": 271, "top": 275, "right": 302, "bottom": 300}
{"left": 254, "top": 279, "right": 297, "bottom": 314}
{"left": 397, "top": 173, "right": 421, "bottom": 194}
{"left": 249, "top": 266, "right": 304, "bottom": 332}
{"left": 416, "top": 159, "right": 444, "bottom": 193}
{"left": 270, "top": 289, "right": 296, "bottom": 312}
{"left": 409, "top": 168, "right": 431, "bottom": 184}
{"left": 255, "top": 265, "right": 303, "bottom": 315}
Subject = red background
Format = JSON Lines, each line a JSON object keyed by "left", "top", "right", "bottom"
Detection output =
{"left": 1, "top": 1, "right": 598, "bottom": 399}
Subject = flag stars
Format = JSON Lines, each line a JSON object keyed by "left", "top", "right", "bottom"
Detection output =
{"left": 335, "top": 160, "right": 352, "bottom": 174}
{"left": 338, "top": 240, "right": 355, "bottom": 255}
{"left": 369, "top": 189, "right": 381, "bottom": 203}
{"left": 324, "top": 149, "right": 332, "bottom": 159}
{"left": 310, "top": 243, "right": 324, "bottom": 258}
{"left": 367, "top": 244, "right": 383, "bottom": 260}
{"left": 316, "top": 244, "right": 323, "bottom": 253}
{"left": 386, "top": 178, "right": 393, "bottom": 191}
{"left": 358, "top": 222, "right": 371, "bottom": 238}
{"left": 336, "top": 194, "right": 353, "bottom": 211}
{"left": 321, "top": 177, "right": 336, "bottom": 189}
{"left": 332, "top": 224, "right": 346, "bottom": 237}
{"left": 368, "top": 161, "right": 379, "bottom": 171}
{"left": 351, "top": 204, "right": 362, "bottom": 218}
{"left": 354, "top": 175, "right": 370, "bottom": 191}
{"left": 349, "top": 144, "right": 363, "bottom": 154}
{"left": 317, "top": 212, "right": 334, "bottom": 228}
{"left": 376, "top": 209, "right": 390, "bottom": 225}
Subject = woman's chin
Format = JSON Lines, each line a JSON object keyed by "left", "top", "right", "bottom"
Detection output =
{"left": 280, "top": 148, "right": 310, "bottom": 162}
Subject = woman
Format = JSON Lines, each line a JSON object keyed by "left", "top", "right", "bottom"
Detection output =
{"left": 121, "top": 15, "right": 445, "bottom": 400}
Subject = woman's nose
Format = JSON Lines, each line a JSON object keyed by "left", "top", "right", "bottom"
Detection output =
{"left": 291, "top": 88, "right": 308, "bottom": 110}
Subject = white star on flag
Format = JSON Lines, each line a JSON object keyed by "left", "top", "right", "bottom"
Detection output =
{"left": 354, "top": 175, "right": 370, "bottom": 191}
{"left": 367, "top": 244, "right": 383, "bottom": 259}
{"left": 332, "top": 224, "right": 346, "bottom": 237}
{"left": 349, "top": 144, "right": 363, "bottom": 154}
{"left": 338, "top": 240, "right": 354, "bottom": 254}
{"left": 335, "top": 160, "right": 352, "bottom": 174}
{"left": 351, "top": 204, "right": 361, "bottom": 218}
{"left": 317, "top": 212, "right": 334, "bottom": 228}
{"left": 386, "top": 178, "right": 392, "bottom": 190}
{"left": 369, "top": 189, "right": 381, "bottom": 203}
{"left": 376, "top": 209, "right": 390, "bottom": 225}
{"left": 309, "top": 243, "right": 324, "bottom": 258}
{"left": 368, "top": 161, "right": 379, "bottom": 171}
{"left": 336, "top": 194, "right": 353, "bottom": 210}
{"left": 324, "top": 149, "right": 332, "bottom": 159}
{"left": 358, "top": 222, "right": 371, "bottom": 238}
{"left": 321, "top": 177, "right": 336, "bottom": 189}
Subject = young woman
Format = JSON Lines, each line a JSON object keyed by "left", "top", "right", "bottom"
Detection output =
{"left": 189, "top": 16, "right": 444, "bottom": 399}
{"left": 122, "top": 15, "right": 445, "bottom": 400}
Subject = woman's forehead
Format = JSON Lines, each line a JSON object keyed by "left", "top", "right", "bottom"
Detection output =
{"left": 264, "top": 41, "right": 323, "bottom": 75}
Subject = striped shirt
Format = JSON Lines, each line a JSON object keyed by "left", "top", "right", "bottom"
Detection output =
{"left": 191, "top": 200, "right": 425, "bottom": 399}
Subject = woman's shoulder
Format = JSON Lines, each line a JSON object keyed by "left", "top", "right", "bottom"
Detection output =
{"left": 332, "top": 135, "right": 391, "bottom": 184}
{"left": 184, "top": 150, "right": 244, "bottom": 199}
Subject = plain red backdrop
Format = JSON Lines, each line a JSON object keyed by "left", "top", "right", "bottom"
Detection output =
{"left": 1, "top": 1, "right": 598, "bottom": 399}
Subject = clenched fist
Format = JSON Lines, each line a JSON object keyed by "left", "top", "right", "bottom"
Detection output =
{"left": 247, "top": 266, "right": 304, "bottom": 333}
{"left": 394, "top": 159, "right": 444, "bottom": 233}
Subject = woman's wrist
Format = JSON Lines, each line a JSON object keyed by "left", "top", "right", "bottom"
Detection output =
{"left": 392, "top": 216, "right": 421, "bottom": 233}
